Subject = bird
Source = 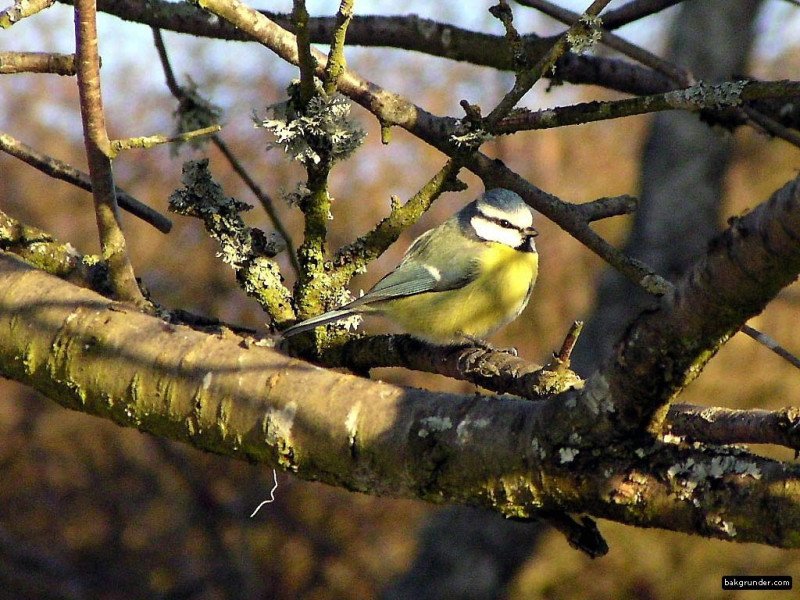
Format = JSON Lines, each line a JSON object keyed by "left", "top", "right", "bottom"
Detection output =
{"left": 282, "top": 188, "right": 538, "bottom": 345}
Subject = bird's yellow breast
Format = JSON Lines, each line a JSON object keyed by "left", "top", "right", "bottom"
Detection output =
{"left": 378, "top": 243, "right": 538, "bottom": 344}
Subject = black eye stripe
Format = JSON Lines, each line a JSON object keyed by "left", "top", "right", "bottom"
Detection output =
{"left": 482, "top": 214, "right": 520, "bottom": 230}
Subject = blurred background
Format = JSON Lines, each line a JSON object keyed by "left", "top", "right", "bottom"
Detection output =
{"left": 2, "top": 1, "right": 800, "bottom": 598}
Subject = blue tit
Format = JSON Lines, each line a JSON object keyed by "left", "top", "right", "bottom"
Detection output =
{"left": 282, "top": 188, "right": 539, "bottom": 345}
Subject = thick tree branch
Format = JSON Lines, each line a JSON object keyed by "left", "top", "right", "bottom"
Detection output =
{"left": 3, "top": 251, "right": 800, "bottom": 548}
{"left": 591, "top": 176, "right": 800, "bottom": 438}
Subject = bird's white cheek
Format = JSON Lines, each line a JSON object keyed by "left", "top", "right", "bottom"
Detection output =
{"left": 471, "top": 216, "right": 523, "bottom": 247}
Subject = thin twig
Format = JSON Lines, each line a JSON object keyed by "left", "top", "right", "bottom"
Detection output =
{"left": 0, "top": 0, "right": 55, "bottom": 27}
{"left": 591, "top": 0, "right": 686, "bottom": 30}
{"left": 0, "top": 51, "right": 76, "bottom": 75}
{"left": 517, "top": 0, "right": 692, "bottom": 86}
{"left": 211, "top": 136, "right": 301, "bottom": 277}
{"left": 322, "top": 0, "right": 353, "bottom": 95}
{"left": 151, "top": 28, "right": 181, "bottom": 95}
{"left": 293, "top": 0, "right": 317, "bottom": 104}
{"left": 484, "top": 0, "right": 613, "bottom": 128}
{"left": 743, "top": 105, "right": 800, "bottom": 150}
{"left": 74, "top": 0, "right": 147, "bottom": 306}
{"left": 151, "top": 27, "right": 299, "bottom": 275}
{"left": 577, "top": 195, "right": 638, "bottom": 222}
{"left": 556, "top": 321, "right": 583, "bottom": 363}
{"left": 741, "top": 324, "right": 800, "bottom": 370}
{"left": 110, "top": 125, "right": 221, "bottom": 153}
{"left": 489, "top": 1, "right": 524, "bottom": 68}
{"left": 0, "top": 131, "right": 172, "bottom": 233}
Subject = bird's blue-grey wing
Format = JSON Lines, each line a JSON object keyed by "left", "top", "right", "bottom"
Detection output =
{"left": 349, "top": 229, "right": 479, "bottom": 307}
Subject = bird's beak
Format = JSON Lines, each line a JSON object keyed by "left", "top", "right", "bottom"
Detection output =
{"left": 526, "top": 226, "right": 538, "bottom": 238}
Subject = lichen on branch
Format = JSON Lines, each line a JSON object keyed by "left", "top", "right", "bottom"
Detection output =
{"left": 168, "top": 159, "right": 295, "bottom": 326}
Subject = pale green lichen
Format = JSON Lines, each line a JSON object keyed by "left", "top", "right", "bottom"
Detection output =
{"left": 450, "top": 125, "right": 494, "bottom": 148}
{"left": 456, "top": 416, "right": 490, "bottom": 444}
{"left": 256, "top": 87, "right": 366, "bottom": 167}
{"left": 263, "top": 402, "right": 298, "bottom": 470}
{"left": 567, "top": 15, "right": 603, "bottom": 55}
{"left": 418, "top": 416, "right": 453, "bottom": 438}
{"left": 664, "top": 80, "right": 747, "bottom": 111}
{"left": 169, "top": 160, "right": 293, "bottom": 321}
{"left": 559, "top": 447, "right": 579, "bottom": 463}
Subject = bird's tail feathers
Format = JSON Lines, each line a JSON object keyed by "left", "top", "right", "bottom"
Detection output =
{"left": 281, "top": 308, "right": 356, "bottom": 338}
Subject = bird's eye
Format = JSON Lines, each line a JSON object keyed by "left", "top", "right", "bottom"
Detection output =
{"left": 499, "top": 219, "right": 512, "bottom": 228}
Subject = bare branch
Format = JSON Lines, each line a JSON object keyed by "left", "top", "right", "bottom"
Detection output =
{"left": 740, "top": 324, "right": 800, "bottom": 370}
{"left": 485, "top": 0, "right": 614, "bottom": 128}
{"left": 62, "top": 0, "right": 676, "bottom": 96}
{"left": 555, "top": 320, "right": 583, "bottom": 363}
{"left": 0, "top": 131, "right": 172, "bottom": 233}
{"left": 0, "top": 0, "right": 55, "bottom": 27}
{"left": 667, "top": 404, "right": 800, "bottom": 451}
{"left": 3, "top": 252, "right": 800, "bottom": 548}
{"left": 325, "top": 333, "right": 581, "bottom": 399}
{"left": 292, "top": 0, "right": 317, "bottom": 106}
{"left": 74, "top": 0, "right": 147, "bottom": 305}
{"left": 576, "top": 194, "right": 638, "bottom": 222}
{"left": 322, "top": 0, "right": 353, "bottom": 95}
{"left": 594, "top": 0, "right": 686, "bottom": 30}
{"left": 743, "top": 105, "right": 800, "bottom": 151}
{"left": 0, "top": 51, "right": 76, "bottom": 75}
{"left": 494, "top": 80, "right": 800, "bottom": 134}
{"left": 516, "top": 0, "right": 692, "bottom": 86}
{"left": 596, "top": 176, "right": 800, "bottom": 437}
{"left": 110, "top": 125, "right": 221, "bottom": 152}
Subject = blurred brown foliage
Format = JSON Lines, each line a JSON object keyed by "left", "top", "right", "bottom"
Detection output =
{"left": 2, "top": 5, "right": 800, "bottom": 600}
